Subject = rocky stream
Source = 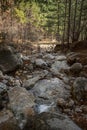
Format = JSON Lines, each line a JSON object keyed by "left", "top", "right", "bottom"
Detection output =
{"left": 0, "top": 42, "right": 87, "bottom": 130}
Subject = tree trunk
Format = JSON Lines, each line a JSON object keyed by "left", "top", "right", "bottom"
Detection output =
{"left": 67, "top": 0, "right": 71, "bottom": 48}
{"left": 76, "top": 0, "right": 84, "bottom": 41}
{"left": 72, "top": 0, "right": 78, "bottom": 42}
{"left": 56, "top": 0, "right": 60, "bottom": 41}
{"left": 62, "top": 0, "right": 67, "bottom": 47}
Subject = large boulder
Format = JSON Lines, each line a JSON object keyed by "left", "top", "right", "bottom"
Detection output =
{"left": 67, "top": 51, "right": 87, "bottom": 66}
{"left": 23, "top": 76, "right": 41, "bottom": 90}
{"left": 70, "top": 40, "right": 87, "bottom": 51}
{"left": 35, "top": 59, "right": 47, "bottom": 68}
{"left": 0, "top": 45, "right": 23, "bottom": 73}
{"left": 43, "top": 53, "right": 55, "bottom": 60}
{"left": 70, "top": 63, "right": 83, "bottom": 75}
{"left": 8, "top": 86, "right": 35, "bottom": 129}
{"left": 51, "top": 60, "right": 69, "bottom": 75}
{"left": 32, "top": 78, "right": 70, "bottom": 103}
{"left": 23, "top": 70, "right": 48, "bottom": 90}
{"left": 72, "top": 77, "right": 87, "bottom": 101}
{"left": 55, "top": 55, "right": 67, "bottom": 61}
{"left": 66, "top": 52, "right": 77, "bottom": 65}
{"left": 25, "top": 112, "right": 82, "bottom": 130}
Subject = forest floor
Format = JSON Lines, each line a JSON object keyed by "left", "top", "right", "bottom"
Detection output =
{"left": 0, "top": 40, "right": 87, "bottom": 130}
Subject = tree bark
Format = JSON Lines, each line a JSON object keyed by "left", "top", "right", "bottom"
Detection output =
{"left": 67, "top": 0, "right": 71, "bottom": 48}
{"left": 62, "top": 0, "right": 67, "bottom": 46}
{"left": 72, "top": 0, "right": 78, "bottom": 42}
{"left": 56, "top": 0, "right": 60, "bottom": 41}
{"left": 76, "top": 0, "right": 84, "bottom": 41}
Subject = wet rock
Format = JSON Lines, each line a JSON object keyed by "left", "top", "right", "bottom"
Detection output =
{"left": 35, "top": 59, "right": 47, "bottom": 68}
{"left": 0, "top": 45, "right": 23, "bottom": 73}
{"left": 34, "top": 103, "right": 54, "bottom": 114}
{"left": 8, "top": 86, "right": 35, "bottom": 129}
{"left": 70, "top": 63, "right": 83, "bottom": 75}
{"left": 0, "top": 110, "right": 20, "bottom": 130}
{"left": 25, "top": 112, "right": 82, "bottom": 130}
{"left": 72, "top": 77, "right": 87, "bottom": 101}
{"left": 32, "top": 78, "right": 70, "bottom": 102}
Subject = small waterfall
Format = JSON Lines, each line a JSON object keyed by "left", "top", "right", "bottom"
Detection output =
{"left": 34, "top": 102, "right": 54, "bottom": 114}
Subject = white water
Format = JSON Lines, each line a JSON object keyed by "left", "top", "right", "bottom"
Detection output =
{"left": 35, "top": 102, "right": 54, "bottom": 114}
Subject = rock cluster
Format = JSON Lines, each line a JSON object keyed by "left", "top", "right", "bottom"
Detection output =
{"left": 0, "top": 43, "right": 86, "bottom": 130}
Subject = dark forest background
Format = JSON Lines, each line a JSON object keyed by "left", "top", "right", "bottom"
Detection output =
{"left": 0, "top": 0, "right": 87, "bottom": 47}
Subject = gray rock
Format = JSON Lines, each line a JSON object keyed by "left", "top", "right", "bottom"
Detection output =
{"left": 70, "top": 63, "right": 83, "bottom": 75}
{"left": 8, "top": 86, "right": 35, "bottom": 129}
{"left": 0, "top": 45, "right": 23, "bottom": 73}
{"left": 23, "top": 76, "right": 41, "bottom": 90}
{"left": 32, "top": 78, "right": 70, "bottom": 102}
{"left": 35, "top": 59, "right": 47, "bottom": 68}
{"left": 21, "top": 55, "right": 30, "bottom": 61}
{"left": 72, "top": 77, "right": 87, "bottom": 101}
{"left": 35, "top": 103, "right": 54, "bottom": 114}
{"left": 23, "top": 70, "right": 48, "bottom": 90}
{"left": 55, "top": 55, "right": 66, "bottom": 61}
{"left": 43, "top": 54, "right": 55, "bottom": 60}
{"left": 51, "top": 60, "right": 69, "bottom": 74}
{"left": 0, "top": 82, "right": 7, "bottom": 94}
{"left": 25, "top": 112, "right": 82, "bottom": 130}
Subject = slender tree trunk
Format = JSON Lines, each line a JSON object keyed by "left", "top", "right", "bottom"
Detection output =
{"left": 67, "top": 0, "right": 71, "bottom": 48}
{"left": 72, "top": 0, "right": 77, "bottom": 42}
{"left": 56, "top": 0, "right": 60, "bottom": 41}
{"left": 62, "top": 0, "right": 67, "bottom": 47}
{"left": 76, "top": 0, "right": 84, "bottom": 41}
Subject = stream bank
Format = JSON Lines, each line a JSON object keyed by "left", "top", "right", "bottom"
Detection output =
{"left": 0, "top": 42, "right": 87, "bottom": 130}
